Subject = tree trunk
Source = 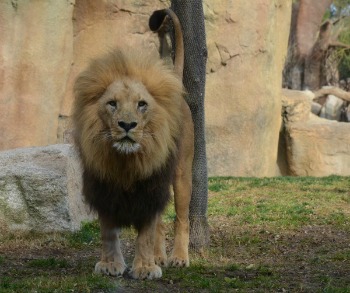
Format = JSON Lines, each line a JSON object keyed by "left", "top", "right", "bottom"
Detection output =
{"left": 171, "top": 0, "right": 209, "bottom": 250}
{"left": 283, "top": 0, "right": 333, "bottom": 90}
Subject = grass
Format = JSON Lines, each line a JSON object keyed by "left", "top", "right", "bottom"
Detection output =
{"left": 0, "top": 176, "right": 350, "bottom": 292}
{"left": 68, "top": 220, "right": 101, "bottom": 248}
{"left": 208, "top": 176, "right": 350, "bottom": 230}
{"left": 26, "top": 257, "right": 70, "bottom": 269}
{"left": 0, "top": 274, "right": 115, "bottom": 293}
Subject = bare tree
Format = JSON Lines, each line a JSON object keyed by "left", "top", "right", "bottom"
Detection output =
{"left": 170, "top": 0, "right": 209, "bottom": 250}
{"left": 283, "top": 0, "right": 350, "bottom": 90}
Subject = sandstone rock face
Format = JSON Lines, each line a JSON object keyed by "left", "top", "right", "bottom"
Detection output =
{"left": 281, "top": 89, "right": 350, "bottom": 176}
{"left": 286, "top": 118, "right": 350, "bottom": 176}
{"left": 60, "top": 0, "right": 167, "bottom": 118}
{"left": 0, "top": 144, "right": 94, "bottom": 232}
{"left": 281, "top": 89, "right": 313, "bottom": 124}
{"left": 278, "top": 89, "right": 314, "bottom": 175}
{"left": 0, "top": 0, "right": 292, "bottom": 177}
{"left": 0, "top": 0, "right": 74, "bottom": 149}
{"left": 204, "top": 1, "right": 292, "bottom": 176}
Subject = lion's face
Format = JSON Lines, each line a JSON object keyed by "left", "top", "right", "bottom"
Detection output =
{"left": 98, "top": 79, "right": 156, "bottom": 155}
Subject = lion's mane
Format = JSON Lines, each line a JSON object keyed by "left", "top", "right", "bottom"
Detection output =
{"left": 72, "top": 49, "right": 184, "bottom": 229}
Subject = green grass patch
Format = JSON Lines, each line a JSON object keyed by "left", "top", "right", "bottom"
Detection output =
{"left": 320, "top": 276, "right": 350, "bottom": 293}
{"left": 160, "top": 262, "right": 278, "bottom": 292}
{"left": 208, "top": 177, "right": 232, "bottom": 192}
{"left": 68, "top": 220, "right": 100, "bottom": 247}
{"left": 27, "top": 257, "right": 69, "bottom": 269}
{"left": 207, "top": 176, "right": 350, "bottom": 230}
{"left": 164, "top": 199, "right": 176, "bottom": 223}
{"left": 0, "top": 274, "right": 116, "bottom": 293}
{"left": 331, "top": 249, "right": 350, "bottom": 262}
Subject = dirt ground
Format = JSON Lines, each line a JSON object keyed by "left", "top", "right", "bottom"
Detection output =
{"left": 1, "top": 223, "right": 349, "bottom": 292}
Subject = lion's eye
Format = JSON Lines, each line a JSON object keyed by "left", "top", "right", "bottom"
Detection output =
{"left": 107, "top": 100, "right": 117, "bottom": 108}
{"left": 137, "top": 101, "right": 148, "bottom": 113}
{"left": 138, "top": 101, "right": 147, "bottom": 108}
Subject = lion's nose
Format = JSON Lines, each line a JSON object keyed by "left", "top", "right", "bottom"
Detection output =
{"left": 118, "top": 121, "right": 137, "bottom": 132}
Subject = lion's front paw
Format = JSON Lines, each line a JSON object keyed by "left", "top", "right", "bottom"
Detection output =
{"left": 95, "top": 261, "right": 127, "bottom": 276}
{"left": 168, "top": 255, "right": 189, "bottom": 268}
{"left": 154, "top": 254, "right": 167, "bottom": 267}
{"left": 130, "top": 265, "right": 162, "bottom": 280}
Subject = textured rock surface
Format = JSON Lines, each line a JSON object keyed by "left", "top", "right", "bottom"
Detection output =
{"left": 205, "top": 1, "right": 292, "bottom": 176}
{"left": 0, "top": 0, "right": 292, "bottom": 177}
{"left": 0, "top": 144, "right": 94, "bottom": 232}
{"left": 0, "top": 0, "right": 74, "bottom": 149}
{"left": 281, "top": 89, "right": 314, "bottom": 124}
{"left": 60, "top": 0, "right": 167, "bottom": 118}
{"left": 319, "top": 95, "right": 345, "bottom": 121}
{"left": 286, "top": 117, "right": 350, "bottom": 176}
{"left": 281, "top": 89, "right": 350, "bottom": 176}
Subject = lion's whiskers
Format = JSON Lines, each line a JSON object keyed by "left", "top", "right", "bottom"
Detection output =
{"left": 93, "top": 130, "right": 112, "bottom": 144}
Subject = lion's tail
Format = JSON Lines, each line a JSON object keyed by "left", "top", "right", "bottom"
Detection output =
{"left": 149, "top": 8, "right": 184, "bottom": 80}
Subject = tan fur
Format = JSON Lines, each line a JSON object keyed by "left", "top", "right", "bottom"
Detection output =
{"left": 73, "top": 50, "right": 184, "bottom": 189}
{"left": 73, "top": 11, "right": 193, "bottom": 280}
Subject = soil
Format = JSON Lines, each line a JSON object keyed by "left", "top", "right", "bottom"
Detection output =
{"left": 1, "top": 223, "right": 349, "bottom": 292}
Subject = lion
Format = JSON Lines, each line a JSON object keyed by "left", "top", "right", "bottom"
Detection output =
{"left": 72, "top": 9, "right": 193, "bottom": 280}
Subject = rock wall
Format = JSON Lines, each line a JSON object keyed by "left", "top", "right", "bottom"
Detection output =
{"left": 0, "top": 0, "right": 292, "bottom": 177}
{"left": 0, "top": 0, "right": 74, "bottom": 149}
{"left": 204, "top": 1, "right": 291, "bottom": 176}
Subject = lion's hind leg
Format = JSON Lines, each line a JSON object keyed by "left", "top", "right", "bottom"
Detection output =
{"left": 131, "top": 215, "right": 162, "bottom": 279}
{"left": 95, "top": 217, "right": 127, "bottom": 276}
{"left": 168, "top": 105, "right": 193, "bottom": 268}
{"left": 168, "top": 165, "right": 191, "bottom": 267}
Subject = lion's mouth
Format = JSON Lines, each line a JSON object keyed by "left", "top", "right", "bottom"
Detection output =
{"left": 112, "top": 136, "right": 140, "bottom": 154}
{"left": 120, "top": 136, "right": 135, "bottom": 143}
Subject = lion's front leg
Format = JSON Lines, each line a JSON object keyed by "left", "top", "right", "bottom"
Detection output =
{"left": 154, "top": 217, "right": 167, "bottom": 266}
{"left": 95, "top": 217, "right": 127, "bottom": 276}
{"left": 131, "top": 216, "right": 162, "bottom": 280}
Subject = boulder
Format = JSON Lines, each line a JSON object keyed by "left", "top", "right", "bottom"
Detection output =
{"left": 286, "top": 117, "right": 350, "bottom": 176}
{"left": 281, "top": 89, "right": 313, "bottom": 123}
{"left": 278, "top": 89, "right": 314, "bottom": 175}
{"left": 281, "top": 89, "right": 350, "bottom": 176}
{"left": 0, "top": 144, "right": 94, "bottom": 232}
{"left": 319, "top": 95, "right": 344, "bottom": 121}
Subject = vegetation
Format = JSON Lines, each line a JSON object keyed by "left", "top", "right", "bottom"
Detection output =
{"left": 337, "top": 20, "right": 350, "bottom": 79}
{"left": 1, "top": 176, "right": 349, "bottom": 292}
{"left": 328, "top": 1, "right": 350, "bottom": 80}
{"left": 284, "top": 0, "right": 350, "bottom": 89}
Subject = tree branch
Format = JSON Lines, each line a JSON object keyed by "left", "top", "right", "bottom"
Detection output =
{"left": 329, "top": 41, "right": 350, "bottom": 50}
{"left": 314, "top": 86, "right": 350, "bottom": 102}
